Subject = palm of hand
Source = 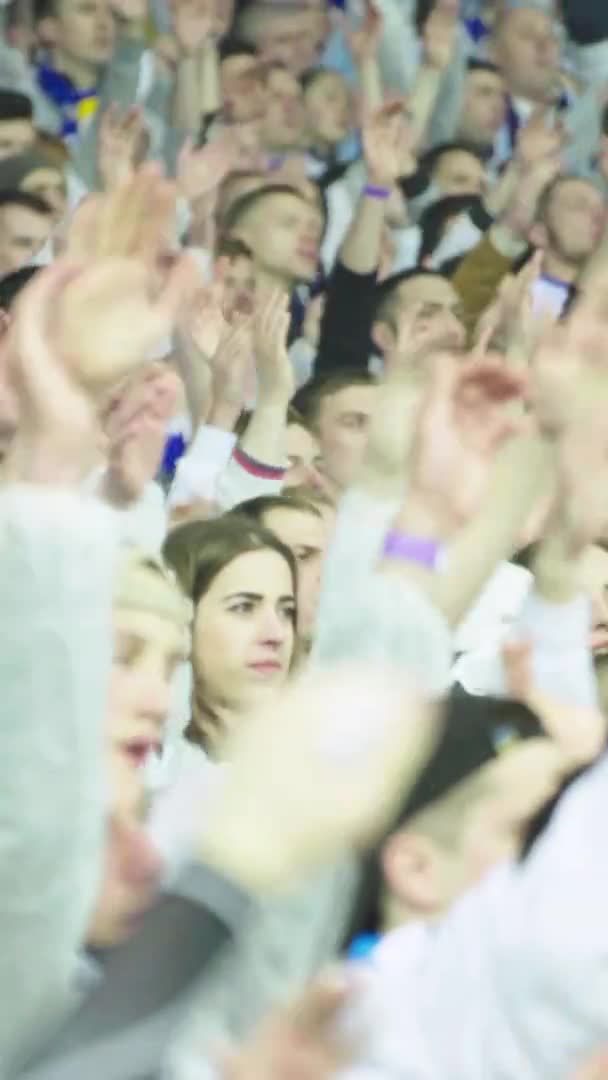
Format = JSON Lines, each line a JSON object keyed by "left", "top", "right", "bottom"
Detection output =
{"left": 110, "top": 418, "right": 167, "bottom": 499}
{"left": 174, "top": 0, "right": 213, "bottom": 49}
{"left": 178, "top": 136, "right": 237, "bottom": 202}
{"left": 210, "top": 323, "right": 253, "bottom": 407}
{"left": 105, "top": 366, "right": 179, "bottom": 499}
{"left": 55, "top": 259, "right": 186, "bottom": 391}
{"left": 413, "top": 360, "right": 524, "bottom": 529}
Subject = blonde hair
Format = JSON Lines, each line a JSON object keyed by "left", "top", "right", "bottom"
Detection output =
{"left": 114, "top": 548, "right": 192, "bottom": 647}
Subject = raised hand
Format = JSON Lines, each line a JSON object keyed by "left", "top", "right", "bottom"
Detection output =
{"left": 362, "top": 98, "right": 415, "bottom": 187}
{"left": 3, "top": 262, "right": 104, "bottom": 485}
{"left": 342, "top": 0, "right": 383, "bottom": 66}
{"left": 209, "top": 318, "right": 254, "bottom": 417}
{"left": 177, "top": 133, "right": 239, "bottom": 205}
{"left": 55, "top": 254, "right": 197, "bottom": 392}
{"left": 515, "top": 107, "right": 565, "bottom": 172}
{"left": 422, "top": 0, "right": 459, "bottom": 72}
{"left": 502, "top": 640, "right": 606, "bottom": 768}
{"left": 501, "top": 154, "right": 562, "bottom": 242}
{"left": 97, "top": 104, "right": 148, "bottom": 192}
{"left": 201, "top": 663, "right": 436, "bottom": 892}
{"left": 64, "top": 164, "right": 178, "bottom": 267}
{"left": 473, "top": 251, "right": 546, "bottom": 365}
{"left": 187, "top": 279, "right": 228, "bottom": 360}
{"left": 101, "top": 364, "right": 181, "bottom": 503}
{"left": 409, "top": 354, "right": 527, "bottom": 533}
{"left": 252, "top": 288, "right": 293, "bottom": 405}
{"left": 172, "top": 0, "right": 216, "bottom": 54}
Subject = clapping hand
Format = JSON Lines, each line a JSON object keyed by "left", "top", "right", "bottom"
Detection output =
{"left": 101, "top": 364, "right": 181, "bottom": 504}
{"left": 253, "top": 288, "right": 293, "bottom": 406}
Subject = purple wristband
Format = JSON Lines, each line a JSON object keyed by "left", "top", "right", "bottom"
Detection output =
{"left": 364, "top": 183, "right": 391, "bottom": 200}
{"left": 382, "top": 532, "right": 440, "bottom": 571}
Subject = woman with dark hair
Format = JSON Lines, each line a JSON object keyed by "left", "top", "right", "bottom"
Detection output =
{"left": 163, "top": 515, "right": 298, "bottom": 759}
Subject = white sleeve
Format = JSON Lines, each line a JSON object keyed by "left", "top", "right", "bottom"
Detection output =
{"left": 215, "top": 452, "right": 285, "bottom": 511}
{"left": 312, "top": 489, "right": 452, "bottom": 696}
{"left": 0, "top": 488, "right": 118, "bottom": 1073}
{"left": 339, "top": 754, "right": 608, "bottom": 1080}
{"left": 168, "top": 426, "right": 237, "bottom": 510}
{"left": 454, "top": 588, "right": 598, "bottom": 710}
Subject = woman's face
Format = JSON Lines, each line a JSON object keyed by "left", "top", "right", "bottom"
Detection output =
{"left": 109, "top": 607, "right": 187, "bottom": 774}
{"left": 304, "top": 72, "right": 352, "bottom": 149}
{"left": 193, "top": 548, "right": 296, "bottom": 711}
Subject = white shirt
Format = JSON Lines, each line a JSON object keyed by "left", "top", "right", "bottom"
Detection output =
{"left": 337, "top": 749, "right": 608, "bottom": 1079}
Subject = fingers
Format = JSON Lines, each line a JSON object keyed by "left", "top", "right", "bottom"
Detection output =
{"left": 287, "top": 969, "right": 354, "bottom": 1038}
{"left": 501, "top": 639, "right": 533, "bottom": 702}
{"left": 9, "top": 259, "right": 84, "bottom": 391}
{"left": 157, "top": 252, "right": 201, "bottom": 324}
{"left": 458, "top": 359, "right": 527, "bottom": 402}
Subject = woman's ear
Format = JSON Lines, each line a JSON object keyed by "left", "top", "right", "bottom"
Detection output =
{"left": 381, "top": 828, "right": 444, "bottom": 917}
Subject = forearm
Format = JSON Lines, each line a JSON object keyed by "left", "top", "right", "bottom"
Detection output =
{"left": 430, "top": 435, "right": 555, "bottom": 628}
{"left": 357, "top": 57, "right": 384, "bottom": 113}
{"left": 484, "top": 162, "right": 521, "bottom": 221}
{"left": 173, "top": 56, "right": 203, "bottom": 136}
{"left": 357, "top": 380, "right": 420, "bottom": 501}
{"left": 238, "top": 398, "right": 288, "bottom": 470}
{"left": 198, "top": 41, "right": 221, "bottom": 121}
{"left": 340, "top": 191, "right": 386, "bottom": 276}
{"left": 315, "top": 261, "right": 378, "bottom": 376}
{"left": 408, "top": 65, "right": 442, "bottom": 150}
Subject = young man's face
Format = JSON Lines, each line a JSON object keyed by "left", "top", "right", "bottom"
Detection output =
{"left": 493, "top": 7, "right": 560, "bottom": 103}
{"left": 262, "top": 505, "right": 329, "bottom": 641}
{"left": 459, "top": 69, "right": 507, "bottom": 146}
{"left": 44, "top": 0, "right": 115, "bottom": 71}
{"left": 0, "top": 203, "right": 52, "bottom": 277}
{"left": 537, "top": 179, "right": 605, "bottom": 270}
{"left": 238, "top": 191, "right": 322, "bottom": 286}
{"left": 316, "top": 383, "right": 378, "bottom": 494}
{"left": 221, "top": 54, "right": 267, "bottom": 125}
{"left": 262, "top": 67, "right": 305, "bottom": 151}
{"left": 384, "top": 741, "right": 563, "bottom": 922}
{"left": 373, "top": 274, "right": 466, "bottom": 361}
{"left": 433, "top": 149, "right": 486, "bottom": 197}
{"left": 284, "top": 421, "right": 326, "bottom": 492}
{"left": 304, "top": 71, "right": 352, "bottom": 149}
{"left": 0, "top": 118, "right": 35, "bottom": 162}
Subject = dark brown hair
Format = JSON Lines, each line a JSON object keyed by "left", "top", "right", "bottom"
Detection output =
{"left": 163, "top": 514, "right": 298, "bottom": 615}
